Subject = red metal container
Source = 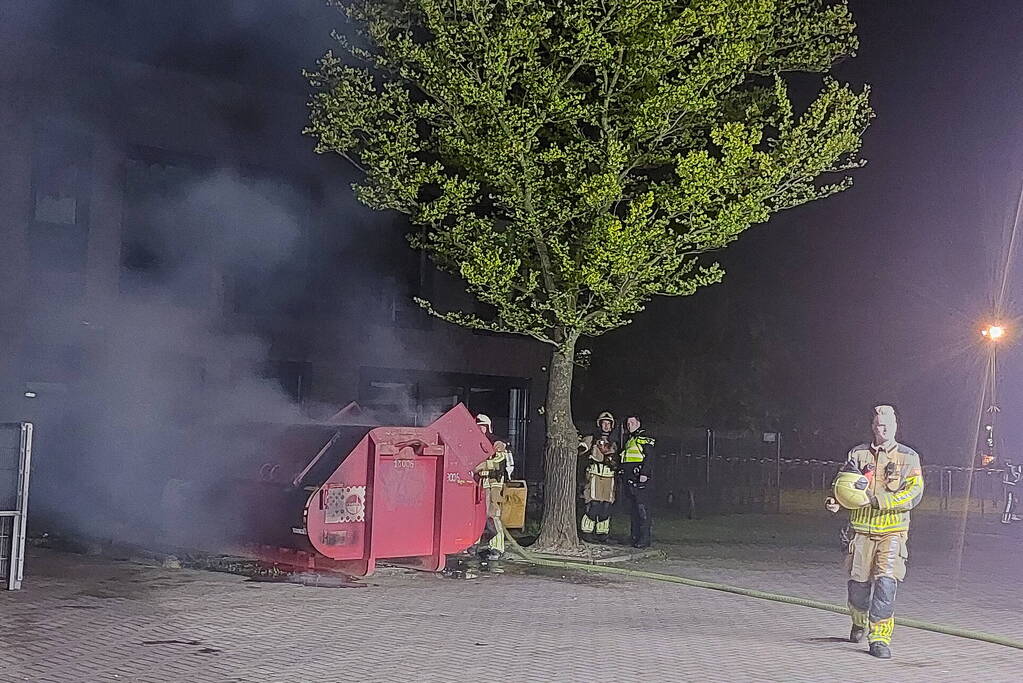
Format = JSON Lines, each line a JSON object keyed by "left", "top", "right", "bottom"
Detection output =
{"left": 302, "top": 403, "right": 491, "bottom": 576}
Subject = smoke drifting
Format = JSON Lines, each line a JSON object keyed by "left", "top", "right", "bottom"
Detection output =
{"left": 3, "top": 1, "right": 371, "bottom": 547}
{"left": 30, "top": 168, "right": 317, "bottom": 546}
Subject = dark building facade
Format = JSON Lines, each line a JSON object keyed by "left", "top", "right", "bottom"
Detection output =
{"left": 0, "top": 2, "right": 547, "bottom": 533}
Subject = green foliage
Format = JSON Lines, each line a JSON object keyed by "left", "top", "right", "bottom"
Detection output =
{"left": 307, "top": 0, "right": 872, "bottom": 348}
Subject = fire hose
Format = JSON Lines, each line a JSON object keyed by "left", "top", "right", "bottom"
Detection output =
{"left": 502, "top": 529, "right": 1023, "bottom": 652}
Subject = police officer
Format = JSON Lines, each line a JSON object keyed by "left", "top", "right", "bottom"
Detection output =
{"left": 621, "top": 415, "right": 655, "bottom": 548}
{"left": 826, "top": 405, "right": 924, "bottom": 659}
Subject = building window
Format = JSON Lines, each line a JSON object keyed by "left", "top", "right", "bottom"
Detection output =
{"left": 30, "top": 129, "right": 92, "bottom": 272}
{"left": 121, "top": 149, "right": 312, "bottom": 312}
{"left": 120, "top": 152, "right": 215, "bottom": 307}
{"left": 34, "top": 154, "right": 80, "bottom": 225}
{"left": 221, "top": 173, "right": 314, "bottom": 317}
{"left": 362, "top": 380, "right": 419, "bottom": 417}
{"left": 358, "top": 368, "right": 529, "bottom": 460}
{"left": 360, "top": 376, "right": 463, "bottom": 424}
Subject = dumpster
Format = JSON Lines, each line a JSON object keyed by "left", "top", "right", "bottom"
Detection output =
{"left": 160, "top": 403, "right": 493, "bottom": 577}
{"left": 303, "top": 403, "right": 491, "bottom": 576}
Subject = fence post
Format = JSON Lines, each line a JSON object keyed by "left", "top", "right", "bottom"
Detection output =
{"left": 705, "top": 428, "right": 712, "bottom": 485}
{"left": 980, "top": 469, "right": 985, "bottom": 516}
{"left": 775, "top": 434, "right": 782, "bottom": 513}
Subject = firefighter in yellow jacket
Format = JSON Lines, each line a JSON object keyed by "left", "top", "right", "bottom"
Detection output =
{"left": 474, "top": 434, "right": 510, "bottom": 573}
{"left": 826, "top": 404, "right": 924, "bottom": 659}
{"left": 578, "top": 411, "right": 619, "bottom": 543}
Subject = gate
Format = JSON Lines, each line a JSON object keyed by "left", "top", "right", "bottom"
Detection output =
{"left": 0, "top": 423, "right": 33, "bottom": 590}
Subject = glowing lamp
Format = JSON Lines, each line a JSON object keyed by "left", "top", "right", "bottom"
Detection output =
{"left": 982, "top": 325, "right": 1006, "bottom": 341}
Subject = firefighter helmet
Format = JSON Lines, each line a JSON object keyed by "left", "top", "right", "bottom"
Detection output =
{"left": 476, "top": 414, "right": 492, "bottom": 432}
{"left": 833, "top": 471, "right": 871, "bottom": 509}
{"left": 596, "top": 411, "right": 615, "bottom": 428}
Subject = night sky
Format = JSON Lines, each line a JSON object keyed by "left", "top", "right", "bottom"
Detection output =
{"left": 587, "top": 1, "right": 1023, "bottom": 465}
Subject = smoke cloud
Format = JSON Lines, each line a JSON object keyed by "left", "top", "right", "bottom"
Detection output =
{"left": 0, "top": 1, "right": 381, "bottom": 549}
{"left": 28, "top": 167, "right": 320, "bottom": 547}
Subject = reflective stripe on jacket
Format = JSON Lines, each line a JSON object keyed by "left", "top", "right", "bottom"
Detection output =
{"left": 846, "top": 442, "right": 924, "bottom": 535}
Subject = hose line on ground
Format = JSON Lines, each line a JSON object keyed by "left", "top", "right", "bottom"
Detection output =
{"left": 502, "top": 531, "right": 1023, "bottom": 651}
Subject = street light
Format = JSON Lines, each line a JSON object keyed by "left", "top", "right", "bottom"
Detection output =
{"left": 982, "top": 324, "right": 1006, "bottom": 341}
{"left": 979, "top": 323, "right": 1005, "bottom": 467}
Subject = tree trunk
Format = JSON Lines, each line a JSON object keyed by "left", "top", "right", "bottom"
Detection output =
{"left": 534, "top": 333, "right": 581, "bottom": 551}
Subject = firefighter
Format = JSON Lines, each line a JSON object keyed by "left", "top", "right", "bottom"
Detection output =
{"left": 1001, "top": 459, "right": 1022, "bottom": 524}
{"left": 477, "top": 414, "right": 514, "bottom": 478}
{"left": 578, "top": 411, "right": 619, "bottom": 543}
{"left": 825, "top": 404, "right": 924, "bottom": 659}
{"left": 474, "top": 414, "right": 510, "bottom": 573}
{"left": 621, "top": 415, "right": 655, "bottom": 548}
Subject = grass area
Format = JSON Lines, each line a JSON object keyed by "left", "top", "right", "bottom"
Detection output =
{"left": 513, "top": 495, "right": 1003, "bottom": 553}
{"left": 614, "top": 507, "right": 998, "bottom": 552}
{"left": 780, "top": 489, "right": 1005, "bottom": 515}
{"left": 614, "top": 511, "right": 838, "bottom": 549}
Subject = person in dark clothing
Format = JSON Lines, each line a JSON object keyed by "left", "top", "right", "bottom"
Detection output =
{"left": 1002, "top": 459, "right": 1022, "bottom": 524}
{"left": 621, "top": 415, "right": 655, "bottom": 548}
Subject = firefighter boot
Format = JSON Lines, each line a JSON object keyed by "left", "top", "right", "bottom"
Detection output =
{"left": 480, "top": 549, "right": 504, "bottom": 573}
{"left": 867, "top": 576, "right": 897, "bottom": 658}
{"left": 869, "top": 642, "right": 892, "bottom": 659}
{"left": 847, "top": 579, "right": 870, "bottom": 643}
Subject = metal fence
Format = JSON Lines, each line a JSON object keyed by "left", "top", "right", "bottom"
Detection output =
{"left": 647, "top": 430, "right": 1009, "bottom": 517}
{"left": 527, "top": 428, "right": 1008, "bottom": 525}
{"left": 1, "top": 423, "right": 33, "bottom": 590}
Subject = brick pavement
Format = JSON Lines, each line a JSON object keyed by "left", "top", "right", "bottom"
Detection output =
{"left": 2, "top": 544, "right": 1022, "bottom": 682}
{"left": 631, "top": 511, "right": 1023, "bottom": 645}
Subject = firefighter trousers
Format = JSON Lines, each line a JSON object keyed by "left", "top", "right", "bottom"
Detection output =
{"left": 845, "top": 532, "right": 907, "bottom": 645}
{"left": 581, "top": 501, "right": 612, "bottom": 537}
{"left": 481, "top": 485, "right": 505, "bottom": 556}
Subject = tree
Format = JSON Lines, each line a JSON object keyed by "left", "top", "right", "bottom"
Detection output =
{"left": 307, "top": 0, "right": 873, "bottom": 550}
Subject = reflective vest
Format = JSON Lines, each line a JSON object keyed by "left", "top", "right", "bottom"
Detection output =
{"left": 479, "top": 452, "right": 508, "bottom": 488}
{"left": 621, "top": 434, "right": 654, "bottom": 463}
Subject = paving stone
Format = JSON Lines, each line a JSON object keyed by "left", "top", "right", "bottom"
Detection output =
{"left": 2, "top": 515, "right": 1022, "bottom": 682}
